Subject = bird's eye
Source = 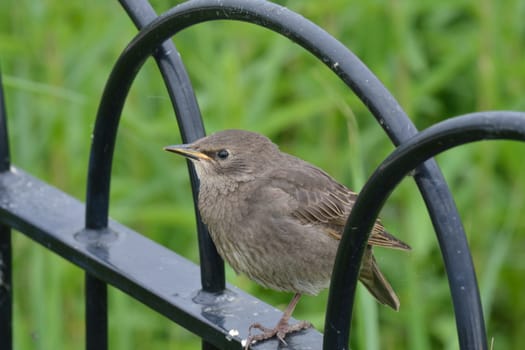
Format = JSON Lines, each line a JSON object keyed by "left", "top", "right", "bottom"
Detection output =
{"left": 217, "top": 149, "right": 229, "bottom": 160}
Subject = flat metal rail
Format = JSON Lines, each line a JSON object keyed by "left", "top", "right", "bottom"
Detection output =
{"left": 0, "top": 166, "right": 322, "bottom": 349}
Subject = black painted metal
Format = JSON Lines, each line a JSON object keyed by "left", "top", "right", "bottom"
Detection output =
{"left": 86, "top": 274, "right": 108, "bottom": 350}
{"left": 84, "top": 270, "right": 108, "bottom": 350}
{"left": 0, "top": 167, "right": 322, "bottom": 349}
{"left": 85, "top": 0, "right": 485, "bottom": 348}
{"left": 0, "top": 223, "right": 11, "bottom": 349}
{"left": 0, "top": 70, "right": 12, "bottom": 350}
{"left": 0, "top": 71, "right": 10, "bottom": 172}
{"left": 328, "top": 111, "right": 525, "bottom": 349}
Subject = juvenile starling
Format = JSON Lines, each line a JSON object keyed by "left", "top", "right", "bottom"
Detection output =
{"left": 164, "top": 129, "right": 410, "bottom": 348}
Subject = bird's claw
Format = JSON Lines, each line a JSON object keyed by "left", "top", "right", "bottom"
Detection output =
{"left": 244, "top": 320, "right": 312, "bottom": 349}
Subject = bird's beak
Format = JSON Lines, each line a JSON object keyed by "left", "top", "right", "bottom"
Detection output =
{"left": 163, "top": 144, "right": 212, "bottom": 161}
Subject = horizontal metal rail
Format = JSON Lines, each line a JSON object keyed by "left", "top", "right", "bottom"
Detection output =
{"left": 0, "top": 166, "right": 322, "bottom": 349}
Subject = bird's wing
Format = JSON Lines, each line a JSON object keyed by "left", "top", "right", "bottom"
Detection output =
{"left": 265, "top": 159, "right": 410, "bottom": 251}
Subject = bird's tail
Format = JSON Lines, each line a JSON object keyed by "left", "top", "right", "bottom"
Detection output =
{"left": 358, "top": 247, "right": 400, "bottom": 311}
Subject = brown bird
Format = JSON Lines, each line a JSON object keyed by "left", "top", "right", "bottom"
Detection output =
{"left": 164, "top": 129, "right": 410, "bottom": 348}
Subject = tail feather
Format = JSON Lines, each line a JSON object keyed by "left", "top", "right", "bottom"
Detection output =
{"left": 369, "top": 223, "right": 411, "bottom": 251}
{"left": 358, "top": 247, "right": 400, "bottom": 311}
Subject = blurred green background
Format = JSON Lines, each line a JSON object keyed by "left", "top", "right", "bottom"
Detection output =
{"left": 1, "top": 0, "right": 525, "bottom": 349}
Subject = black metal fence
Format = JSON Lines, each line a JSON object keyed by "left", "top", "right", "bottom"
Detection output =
{"left": 1, "top": 0, "right": 524, "bottom": 349}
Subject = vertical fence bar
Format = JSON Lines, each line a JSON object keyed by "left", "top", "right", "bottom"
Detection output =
{"left": 118, "top": 0, "right": 225, "bottom": 293}
{"left": 85, "top": 274, "right": 108, "bottom": 350}
{"left": 0, "top": 71, "right": 10, "bottom": 170}
{"left": 0, "top": 70, "right": 12, "bottom": 350}
{"left": 0, "top": 224, "right": 11, "bottom": 350}
{"left": 117, "top": 2, "right": 224, "bottom": 348}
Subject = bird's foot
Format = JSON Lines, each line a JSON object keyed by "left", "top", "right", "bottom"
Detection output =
{"left": 244, "top": 319, "right": 312, "bottom": 349}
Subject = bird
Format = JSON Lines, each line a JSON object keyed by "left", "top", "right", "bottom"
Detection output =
{"left": 164, "top": 129, "right": 410, "bottom": 348}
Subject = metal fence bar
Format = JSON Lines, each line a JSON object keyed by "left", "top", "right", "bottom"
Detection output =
{"left": 85, "top": 274, "right": 108, "bottom": 350}
{"left": 0, "top": 223, "right": 11, "bottom": 350}
{"left": 0, "top": 72, "right": 10, "bottom": 171}
{"left": 117, "top": 1, "right": 224, "bottom": 348}
{"left": 118, "top": 0, "right": 225, "bottom": 297}
{"left": 0, "top": 70, "right": 12, "bottom": 350}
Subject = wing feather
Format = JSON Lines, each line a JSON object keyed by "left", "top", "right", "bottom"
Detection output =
{"left": 265, "top": 157, "right": 410, "bottom": 251}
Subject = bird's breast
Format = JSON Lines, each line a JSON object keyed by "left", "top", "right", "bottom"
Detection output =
{"left": 197, "top": 180, "right": 251, "bottom": 242}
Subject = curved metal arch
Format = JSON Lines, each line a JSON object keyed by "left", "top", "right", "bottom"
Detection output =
{"left": 327, "top": 111, "right": 525, "bottom": 349}
{"left": 85, "top": 0, "right": 486, "bottom": 348}
{"left": 86, "top": 0, "right": 416, "bottom": 228}
{"left": 0, "top": 71, "right": 9, "bottom": 171}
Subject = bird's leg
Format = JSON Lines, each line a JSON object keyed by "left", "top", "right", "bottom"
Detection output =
{"left": 244, "top": 293, "right": 312, "bottom": 349}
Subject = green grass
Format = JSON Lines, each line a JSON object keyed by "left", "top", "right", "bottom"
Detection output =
{"left": 2, "top": 0, "right": 525, "bottom": 349}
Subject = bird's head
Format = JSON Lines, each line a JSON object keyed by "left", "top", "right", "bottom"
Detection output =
{"left": 164, "top": 129, "right": 280, "bottom": 184}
